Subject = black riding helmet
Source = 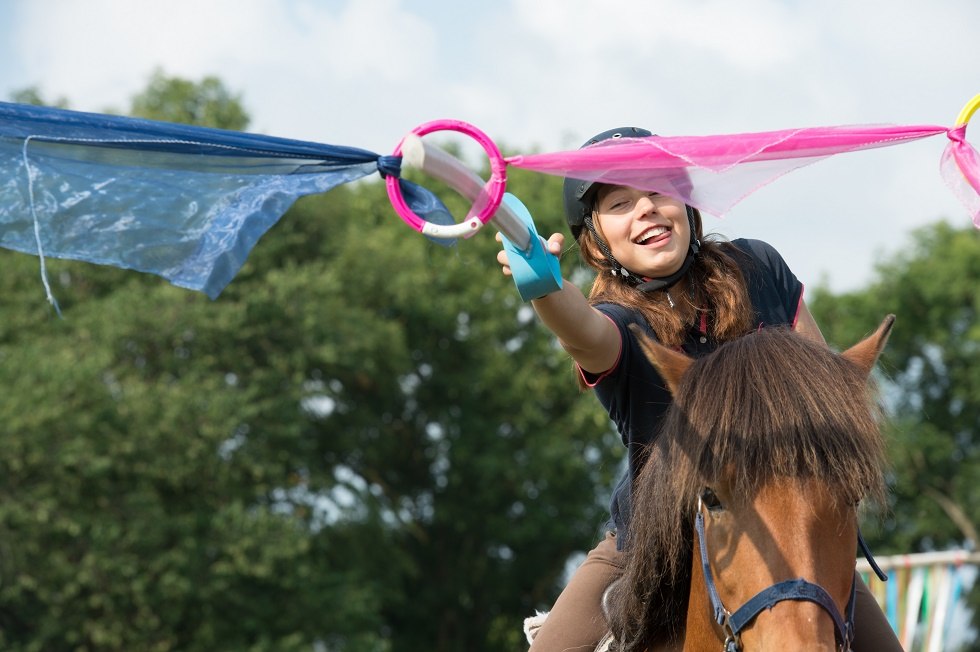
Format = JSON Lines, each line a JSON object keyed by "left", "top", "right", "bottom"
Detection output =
{"left": 563, "top": 127, "right": 653, "bottom": 240}
{"left": 562, "top": 126, "right": 700, "bottom": 292}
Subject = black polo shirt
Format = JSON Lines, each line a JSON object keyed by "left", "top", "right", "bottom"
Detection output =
{"left": 581, "top": 238, "right": 804, "bottom": 550}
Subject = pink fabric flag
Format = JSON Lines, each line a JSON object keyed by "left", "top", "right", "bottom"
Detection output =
{"left": 941, "top": 124, "right": 980, "bottom": 225}
{"left": 506, "top": 124, "right": 980, "bottom": 227}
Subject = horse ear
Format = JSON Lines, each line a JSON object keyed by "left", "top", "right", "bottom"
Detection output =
{"left": 628, "top": 324, "right": 693, "bottom": 395}
{"left": 840, "top": 314, "right": 895, "bottom": 376}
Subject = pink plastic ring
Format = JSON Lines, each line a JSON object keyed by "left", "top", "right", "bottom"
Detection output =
{"left": 385, "top": 119, "right": 507, "bottom": 234}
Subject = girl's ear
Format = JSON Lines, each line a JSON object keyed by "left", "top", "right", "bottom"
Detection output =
{"left": 629, "top": 324, "right": 692, "bottom": 395}
{"left": 840, "top": 315, "right": 896, "bottom": 377}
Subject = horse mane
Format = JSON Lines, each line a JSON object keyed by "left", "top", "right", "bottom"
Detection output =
{"left": 606, "top": 327, "right": 888, "bottom": 651}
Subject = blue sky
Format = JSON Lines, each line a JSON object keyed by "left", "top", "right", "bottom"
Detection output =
{"left": 1, "top": 0, "right": 979, "bottom": 292}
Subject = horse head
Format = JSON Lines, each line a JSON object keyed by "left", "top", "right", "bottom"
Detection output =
{"left": 607, "top": 316, "right": 894, "bottom": 652}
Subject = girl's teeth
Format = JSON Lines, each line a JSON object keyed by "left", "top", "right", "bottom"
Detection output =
{"left": 637, "top": 227, "right": 667, "bottom": 243}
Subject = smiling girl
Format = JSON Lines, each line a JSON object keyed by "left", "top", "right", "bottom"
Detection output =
{"left": 498, "top": 127, "right": 900, "bottom": 652}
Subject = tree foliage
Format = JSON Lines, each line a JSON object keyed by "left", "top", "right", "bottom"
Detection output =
{"left": 130, "top": 69, "right": 250, "bottom": 131}
{"left": 1, "top": 74, "right": 622, "bottom": 650}
{"left": 8, "top": 86, "right": 70, "bottom": 109}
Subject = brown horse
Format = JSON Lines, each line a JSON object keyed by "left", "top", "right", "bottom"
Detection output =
{"left": 603, "top": 317, "right": 894, "bottom": 652}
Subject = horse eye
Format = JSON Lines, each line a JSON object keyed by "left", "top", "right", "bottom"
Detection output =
{"left": 700, "top": 488, "right": 724, "bottom": 512}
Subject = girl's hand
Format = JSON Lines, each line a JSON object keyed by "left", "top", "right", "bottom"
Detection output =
{"left": 495, "top": 232, "right": 564, "bottom": 277}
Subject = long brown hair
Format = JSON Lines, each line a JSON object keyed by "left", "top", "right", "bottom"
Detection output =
{"left": 605, "top": 328, "right": 888, "bottom": 650}
{"left": 577, "top": 207, "right": 754, "bottom": 350}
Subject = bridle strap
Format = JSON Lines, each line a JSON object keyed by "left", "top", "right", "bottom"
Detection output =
{"left": 694, "top": 504, "right": 862, "bottom": 650}
{"left": 695, "top": 509, "right": 729, "bottom": 628}
{"left": 858, "top": 529, "right": 888, "bottom": 582}
{"left": 726, "top": 578, "right": 853, "bottom": 643}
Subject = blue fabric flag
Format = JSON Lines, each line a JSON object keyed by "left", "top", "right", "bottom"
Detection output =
{"left": 0, "top": 101, "right": 447, "bottom": 300}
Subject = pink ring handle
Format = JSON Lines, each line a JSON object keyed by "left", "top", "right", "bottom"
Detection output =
{"left": 385, "top": 119, "right": 507, "bottom": 234}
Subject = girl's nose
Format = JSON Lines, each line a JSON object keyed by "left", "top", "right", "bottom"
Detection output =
{"left": 635, "top": 193, "right": 656, "bottom": 215}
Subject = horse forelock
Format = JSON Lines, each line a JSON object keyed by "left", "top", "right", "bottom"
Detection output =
{"left": 671, "top": 327, "right": 887, "bottom": 506}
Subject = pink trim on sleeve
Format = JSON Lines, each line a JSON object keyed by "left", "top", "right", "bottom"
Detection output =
{"left": 575, "top": 312, "right": 623, "bottom": 388}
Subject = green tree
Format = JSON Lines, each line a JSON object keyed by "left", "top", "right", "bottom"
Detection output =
{"left": 809, "top": 221, "right": 980, "bottom": 648}
{"left": 130, "top": 69, "right": 249, "bottom": 131}
{"left": 8, "top": 86, "right": 70, "bottom": 109}
{"left": 0, "top": 77, "right": 622, "bottom": 650}
{"left": 1, "top": 72, "right": 387, "bottom": 651}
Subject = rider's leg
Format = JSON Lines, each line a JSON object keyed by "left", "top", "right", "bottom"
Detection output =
{"left": 528, "top": 530, "right": 624, "bottom": 652}
{"left": 850, "top": 573, "right": 903, "bottom": 651}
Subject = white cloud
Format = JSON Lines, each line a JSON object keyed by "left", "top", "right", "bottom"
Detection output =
{"left": 10, "top": 0, "right": 439, "bottom": 135}
{"left": 13, "top": 0, "right": 265, "bottom": 109}
{"left": 282, "top": 0, "right": 439, "bottom": 82}
{"left": 515, "top": 0, "right": 809, "bottom": 71}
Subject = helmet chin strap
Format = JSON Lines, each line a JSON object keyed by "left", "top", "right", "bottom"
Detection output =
{"left": 635, "top": 244, "right": 699, "bottom": 292}
{"left": 586, "top": 205, "right": 700, "bottom": 293}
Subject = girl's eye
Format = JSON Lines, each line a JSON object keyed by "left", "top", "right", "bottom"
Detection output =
{"left": 700, "top": 487, "right": 724, "bottom": 512}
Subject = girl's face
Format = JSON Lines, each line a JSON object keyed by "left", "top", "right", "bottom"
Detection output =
{"left": 594, "top": 185, "right": 691, "bottom": 278}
